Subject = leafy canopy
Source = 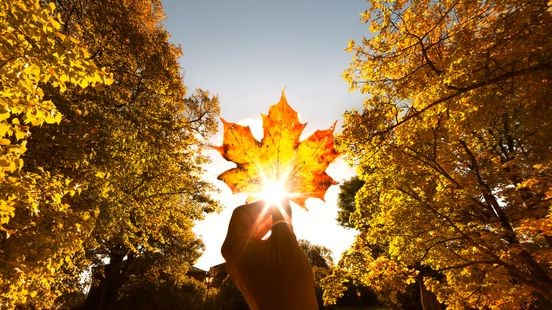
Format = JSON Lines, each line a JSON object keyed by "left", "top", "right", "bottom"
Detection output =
{"left": 324, "top": 0, "right": 552, "bottom": 308}
{"left": 0, "top": 0, "right": 112, "bottom": 231}
{"left": 0, "top": 0, "right": 219, "bottom": 308}
{"left": 216, "top": 93, "right": 339, "bottom": 208}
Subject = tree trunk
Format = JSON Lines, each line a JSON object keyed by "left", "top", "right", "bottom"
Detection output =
{"left": 418, "top": 276, "right": 441, "bottom": 310}
{"left": 81, "top": 248, "right": 127, "bottom": 310}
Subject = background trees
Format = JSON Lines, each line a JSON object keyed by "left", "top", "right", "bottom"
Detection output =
{"left": 1, "top": 0, "right": 219, "bottom": 308}
{"left": 3, "top": 0, "right": 551, "bottom": 309}
{"left": 1, "top": 0, "right": 112, "bottom": 306}
{"left": 298, "top": 240, "right": 335, "bottom": 308}
{"left": 326, "top": 0, "right": 552, "bottom": 308}
{"left": 0, "top": 0, "right": 111, "bottom": 235}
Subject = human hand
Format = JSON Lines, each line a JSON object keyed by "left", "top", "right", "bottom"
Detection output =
{"left": 221, "top": 200, "right": 318, "bottom": 310}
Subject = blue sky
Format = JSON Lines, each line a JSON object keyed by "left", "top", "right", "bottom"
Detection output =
{"left": 162, "top": 0, "right": 367, "bottom": 129}
{"left": 162, "top": 0, "right": 369, "bottom": 269}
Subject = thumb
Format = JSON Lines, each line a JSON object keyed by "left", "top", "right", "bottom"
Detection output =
{"left": 271, "top": 199, "right": 292, "bottom": 226}
{"left": 270, "top": 200, "right": 296, "bottom": 243}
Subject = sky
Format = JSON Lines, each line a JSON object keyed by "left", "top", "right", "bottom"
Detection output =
{"left": 161, "top": 0, "right": 369, "bottom": 270}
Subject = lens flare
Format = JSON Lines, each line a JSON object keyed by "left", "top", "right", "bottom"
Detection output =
{"left": 259, "top": 179, "right": 288, "bottom": 206}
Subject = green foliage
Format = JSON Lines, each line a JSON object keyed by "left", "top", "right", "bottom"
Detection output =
{"left": 337, "top": 176, "right": 365, "bottom": 228}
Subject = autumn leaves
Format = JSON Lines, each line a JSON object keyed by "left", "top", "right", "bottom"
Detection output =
{"left": 216, "top": 93, "right": 340, "bottom": 208}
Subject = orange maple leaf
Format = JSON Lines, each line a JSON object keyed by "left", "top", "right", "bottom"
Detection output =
{"left": 215, "top": 92, "right": 340, "bottom": 208}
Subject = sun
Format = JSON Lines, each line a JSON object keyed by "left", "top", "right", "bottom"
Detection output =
{"left": 258, "top": 179, "right": 289, "bottom": 206}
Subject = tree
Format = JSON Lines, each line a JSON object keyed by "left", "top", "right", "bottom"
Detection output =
{"left": 1, "top": 0, "right": 220, "bottom": 308}
{"left": 0, "top": 0, "right": 110, "bottom": 231}
{"left": 299, "top": 239, "right": 334, "bottom": 269}
{"left": 325, "top": 179, "right": 425, "bottom": 309}
{"left": 296, "top": 240, "right": 336, "bottom": 309}
{"left": 112, "top": 254, "right": 207, "bottom": 310}
{"left": 333, "top": 0, "right": 552, "bottom": 308}
{"left": 210, "top": 277, "right": 249, "bottom": 310}
{"left": 0, "top": 0, "right": 111, "bottom": 306}
{"left": 336, "top": 176, "right": 365, "bottom": 228}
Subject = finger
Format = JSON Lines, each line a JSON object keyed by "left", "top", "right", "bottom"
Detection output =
{"left": 270, "top": 200, "right": 296, "bottom": 243}
{"left": 229, "top": 201, "right": 266, "bottom": 238}
{"left": 222, "top": 200, "right": 270, "bottom": 260}
{"left": 251, "top": 202, "right": 272, "bottom": 239}
{"left": 271, "top": 199, "right": 292, "bottom": 224}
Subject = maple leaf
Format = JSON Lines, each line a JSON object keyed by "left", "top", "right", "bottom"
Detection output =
{"left": 215, "top": 92, "right": 340, "bottom": 208}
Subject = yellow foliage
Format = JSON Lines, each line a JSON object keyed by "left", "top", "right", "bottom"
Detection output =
{"left": 2, "top": 0, "right": 219, "bottom": 308}
{"left": 334, "top": 0, "right": 552, "bottom": 308}
{"left": 0, "top": 0, "right": 112, "bottom": 231}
